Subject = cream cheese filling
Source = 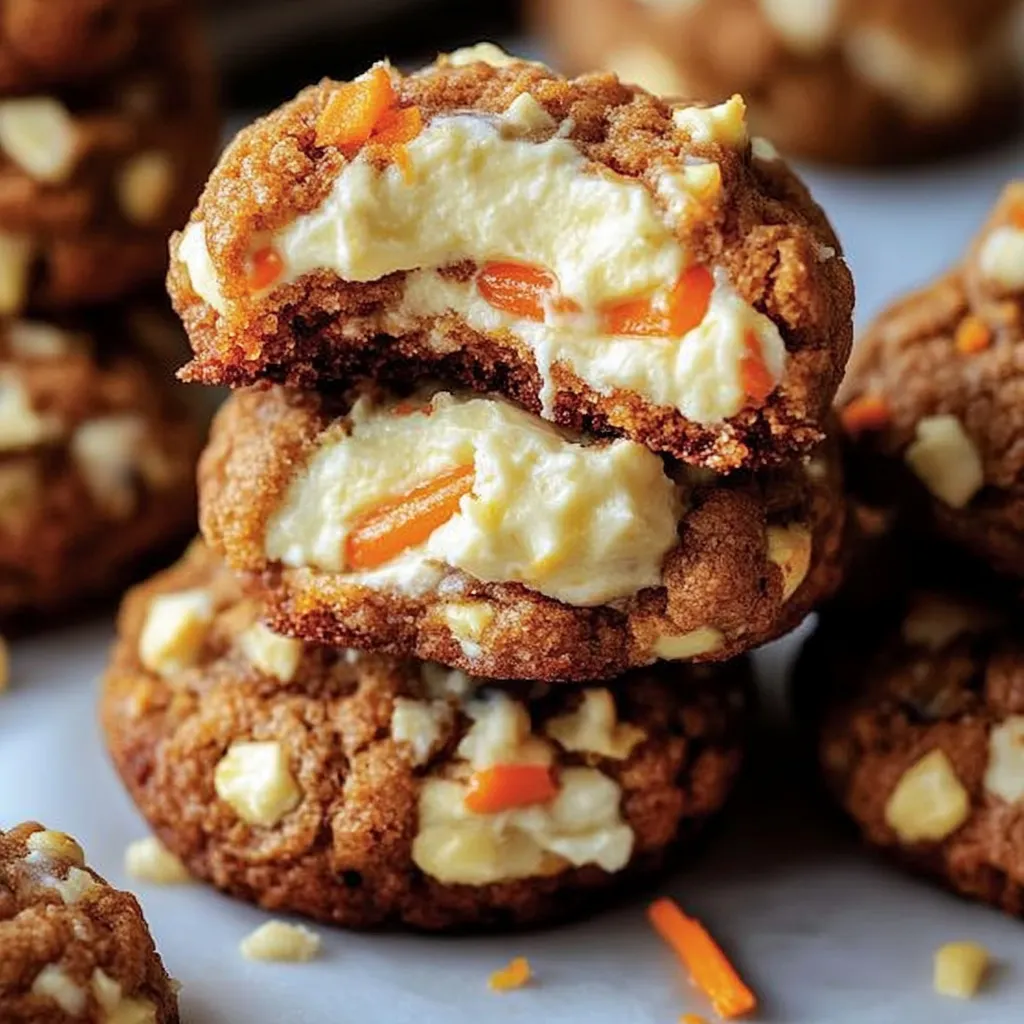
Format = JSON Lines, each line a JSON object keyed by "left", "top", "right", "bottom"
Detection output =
{"left": 265, "top": 390, "right": 682, "bottom": 606}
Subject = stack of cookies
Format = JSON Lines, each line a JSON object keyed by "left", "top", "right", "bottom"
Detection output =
{"left": 799, "top": 183, "right": 1024, "bottom": 916}
{"left": 0, "top": 0, "right": 218, "bottom": 622}
{"left": 103, "top": 46, "right": 854, "bottom": 928}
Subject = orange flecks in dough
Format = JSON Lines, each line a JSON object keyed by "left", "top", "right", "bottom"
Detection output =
{"left": 464, "top": 764, "right": 558, "bottom": 814}
{"left": 316, "top": 65, "right": 396, "bottom": 150}
{"left": 477, "top": 262, "right": 580, "bottom": 322}
{"left": 489, "top": 957, "right": 533, "bottom": 992}
{"left": 344, "top": 464, "right": 474, "bottom": 570}
{"left": 649, "top": 899, "right": 757, "bottom": 1020}
{"left": 840, "top": 394, "right": 890, "bottom": 437}
{"left": 740, "top": 331, "right": 774, "bottom": 405}
{"left": 602, "top": 265, "right": 714, "bottom": 338}
{"left": 247, "top": 246, "right": 284, "bottom": 292}
{"left": 954, "top": 314, "right": 992, "bottom": 355}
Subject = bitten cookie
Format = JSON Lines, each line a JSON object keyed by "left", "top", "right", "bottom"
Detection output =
{"left": 0, "top": 4, "right": 218, "bottom": 310}
{"left": 840, "top": 182, "right": 1024, "bottom": 579}
{"left": 533, "top": 0, "right": 1023, "bottom": 165}
{"left": 0, "top": 306, "right": 200, "bottom": 621}
{"left": 169, "top": 46, "right": 853, "bottom": 471}
{"left": 0, "top": 822, "right": 178, "bottom": 1023}
{"left": 101, "top": 542, "right": 750, "bottom": 931}
{"left": 199, "top": 384, "right": 846, "bottom": 681}
{"left": 798, "top": 539, "right": 1024, "bottom": 916}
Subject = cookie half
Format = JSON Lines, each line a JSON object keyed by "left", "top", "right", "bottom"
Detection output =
{"left": 169, "top": 47, "right": 853, "bottom": 471}
{"left": 199, "top": 384, "right": 845, "bottom": 681}
{"left": 840, "top": 182, "right": 1024, "bottom": 578}
{"left": 534, "top": 0, "right": 1023, "bottom": 165}
{"left": 0, "top": 822, "right": 178, "bottom": 1023}
{"left": 102, "top": 542, "right": 750, "bottom": 931}
{"left": 0, "top": 305, "right": 200, "bottom": 621}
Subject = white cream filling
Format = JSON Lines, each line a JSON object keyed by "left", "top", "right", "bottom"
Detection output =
{"left": 265, "top": 391, "right": 682, "bottom": 606}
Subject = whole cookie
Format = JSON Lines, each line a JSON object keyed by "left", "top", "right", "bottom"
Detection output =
{"left": 0, "top": 822, "right": 178, "bottom": 1023}
{"left": 102, "top": 542, "right": 750, "bottom": 931}
{"left": 0, "top": 4, "right": 218, "bottom": 310}
{"left": 0, "top": 305, "right": 200, "bottom": 621}
{"left": 840, "top": 182, "right": 1024, "bottom": 579}
{"left": 799, "top": 543, "right": 1024, "bottom": 916}
{"left": 169, "top": 46, "right": 853, "bottom": 471}
{"left": 533, "top": 0, "right": 1023, "bottom": 165}
{"left": 199, "top": 384, "right": 846, "bottom": 681}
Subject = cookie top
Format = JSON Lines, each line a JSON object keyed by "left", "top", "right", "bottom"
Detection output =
{"left": 839, "top": 182, "right": 1024, "bottom": 578}
{"left": 199, "top": 383, "right": 845, "bottom": 680}
{"left": 102, "top": 541, "right": 749, "bottom": 930}
{"left": 535, "top": 0, "right": 1023, "bottom": 165}
{"left": 169, "top": 47, "right": 853, "bottom": 471}
{"left": 0, "top": 822, "right": 178, "bottom": 1023}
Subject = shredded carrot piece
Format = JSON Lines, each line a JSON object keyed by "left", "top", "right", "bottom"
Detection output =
{"left": 344, "top": 464, "right": 474, "bottom": 571}
{"left": 840, "top": 394, "right": 890, "bottom": 436}
{"left": 464, "top": 764, "right": 558, "bottom": 814}
{"left": 392, "top": 400, "right": 431, "bottom": 416}
{"left": 602, "top": 265, "right": 713, "bottom": 338}
{"left": 1010, "top": 202, "right": 1024, "bottom": 230}
{"left": 739, "top": 331, "right": 774, "bottom": 404}
{"left": 477, "top": 262, "right": 561, "bottom": 322}
{"left": 371, "top": 104, "right": 423, "bottom": 147}
{"left": 489, "top": 957, "right": 532, "bottom": 992}
{"left": 316, "top": 65, "right": 395, "bottom": 149}
{"left": 680, "top": 1015, "right": 709, "bottom": 1024}
{"left": 649, "top": 899, "right": 757, "bottom": 1020}
{"left": 955, "top": 314, "right": 992, "bottom": 355}
{"left": 247, "top": 246, "right": 284, "bottom": 292}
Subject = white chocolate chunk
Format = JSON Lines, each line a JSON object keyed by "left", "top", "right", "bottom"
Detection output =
{"left": 905, "top": 415, "right": 984, "bottom": 509}
{"left": 0, "top": 372, "right": 60, "bottom": 450}
{"left": 239, "top": 622, "right": 303, "bottom": 683}
{"left": 71, "top": 414, "right": 149, "bottom": 518}
{"left": 446, "top": 43, "right": 519, "bottom": 68}
{"left": 750, "top": 136, "right": 780, "bottom": 162}
{"left": 983, "top": 716, "right": 1024, "bottom": 805}
{"left": 934, "top": 942, "right": 990, "bottom": 999}
{"left": 92, "top": 969, "right": 158, "bottom": 1024}
{"left": 214, "top": 741, "right": 302, "bottom": 827}
{"left": 138, "top": 589, "right": 214, "bottom": 677}
{"left": 457, "top": 691, "right": 553, "bottom": 770}
{"left": 760, "top": 0, "right": 840, "bottom": 54}
{"left": 0, "top": 233, "right": 33, "bottom": 315}
{"left": 545, "top": 690, "right": 646, "bottom": 760}
{"left": 7, "top": 321, "right": 73, "bottom": 358}
{"left": 442, "top": 601, "right": 495, "bottom": 658}
{"left": 672, "top": 95, "right": 748, "bottom": 146}
{"left": 240, "top": 920, "right": 322, "bottom": 962}
{"left": 124, "top": 836, "right": 191, "bottom": 884}
{"left": 26, "top": 829, "right": 85, "bottom": 866}
{"left": 391, "top": 697, "right": 453, "bottom": 766}
{"left": 501, "top": 93, "right": 556, "bottom": 136}
{"left": 901, "top": 593, "right": 991, "bottom": 651}
{"left": 0, "top": 460, "right": 39, "bottom": 529}
{"left": 606, "top": 44, "right": 692, "bottom": 98}
{"left": 766, "top": 523, "right": 812, "bottom": 601}
{"left": 53, "top": 866, "right": 97, "bottom": 904}
{"left": 0, "top": 97, "right": 77, "bottom": 182}
{"left": 978, "top": 226, "right": 1024, "bottom": 293}
{"left": 32, "top": 965, "right": 86, "bottom": 1016}
{"left": 884, "top": 749, "right": 970, "bottom": 843}
{"left": 653, "top": 626, "right": 724, "bottom": 660}
{"left": 117, "top": 150, "right": 174, "bottom": 225}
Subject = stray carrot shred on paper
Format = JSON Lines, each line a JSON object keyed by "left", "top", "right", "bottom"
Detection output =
{"left": 489, "top": 957, "right": 532, "bottom": 992}
{"left": 839, "top": 393, "right": 890, "bottom": 436}
{"left": 739, "top": 331, "right": 774, "bottom": 404}
{"left": 464, "top": 764, "right": 558, "bottom": 814}
{"left": 316, "top": 65, "right": 395, "bottom": 149}
{"left": 648, "top": 898, "right": 757, "bottom": 1020}
{"left": 247, "top": 246, "right": 284, "bottom": 292}
{"left": 344, "top": 464, "right": 474, "bottom": 570}
{"left": 680, "top": 1015, "right": 709, "bottom": 1024}
{"left": 954, "top": 314, "right": 992, "bottom": 355}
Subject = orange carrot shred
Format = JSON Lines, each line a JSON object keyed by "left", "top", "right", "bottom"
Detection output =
{"left": 489, "top": 957, "right": 532, "bottom": 992}
{"left": 840, "top": 394, "right": 890, "bottom": 436}
{"left": 392, "top": 400, "right": 431, "bottom": 416}
{"left": 464, "top": 764, "right": 558, "bottom": 815}
{"left": 315, "top": 65, "right": 395, "bottom": 149}
{"left": 477, "top": 262, "right": 560, "bottom": 322}
{"left": 955, "top": 314, "right": 992, "bottom": 355}
{"left": 1010, "top": 202, "right": 1024, "bottom": 230}
{"left": 247, "top": 246, "right": 284, "bottom": 292}
{"left": 344, "top": 464, "right": 474, "bottom": 571}
{"left": 648, "top": 898, "right": 757, "bottom": 1020}
{"left": 680, "top": 1015, "right": 709, "bottom": 1024}
{"left": 371, "top": 104, "right": 423, "bottom": 146}
{"left": 739, "top": 331, "right": 774, "bottom": 405}
{"left": 667, "top": 265, "right": 715, "bottom": 337}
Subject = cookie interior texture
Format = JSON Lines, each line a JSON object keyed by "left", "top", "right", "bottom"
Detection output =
{"left": 169, "top": 47, "right": 853, "bottom": 471}
{"left": 101, "top": 542, "right": 751, "bottom": 930}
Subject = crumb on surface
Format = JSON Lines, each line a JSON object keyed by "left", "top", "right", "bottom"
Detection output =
{"left": 240, "top": 920, "right": 322, "bottom": 962}
{"left": 125, "top": 836, "right": 192, "bottom": 885}
{"left": 489, "top": 956, "right": 532, "bottom": 992}
{"left": 934, "top": 941, "right": 990, "bottom": 999}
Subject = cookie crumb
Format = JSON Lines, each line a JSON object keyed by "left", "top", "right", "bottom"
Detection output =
{"left": 240, "top": 920, "right": 322, "bottom": 962}
{"left": 934, "top": 941, "right": 990, "bottom": 998}
{"left": 489, "top": 956, "right": 532, "bottom": 992}
{"left": 125, "top": 836, "right": 191, "bottom": 884}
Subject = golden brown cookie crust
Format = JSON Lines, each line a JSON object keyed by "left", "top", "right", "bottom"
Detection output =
{"left": 0, "top": 822, "right": 178, "bottom": 1024}
{"left": 168, "top": 56, "right": 854, "bottom": 471}
{"left": 198, "top": 386, "right": 846, "bottom": 681}
{"left": 840, "top": 182, "right": 1024, "bottom": 578}
{"left": 101, "top": 542, "right": 750, "bottom": 931}
{"left": 533, "top": 0, "right": 1023, "bottom": 166}
{"left": 0, "top": 305, "right": 200, "bottom": 622}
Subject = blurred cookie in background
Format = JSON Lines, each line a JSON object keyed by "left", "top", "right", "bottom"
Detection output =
{"left": 531, "top": 0, "right": 1024, "bottom": 165}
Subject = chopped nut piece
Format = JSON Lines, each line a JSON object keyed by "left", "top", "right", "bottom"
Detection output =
{"left": 214, "top": 741, "right": 302, "bottom": 827}
{"left": 26, "top": 829, "right": 85, "bottom": 866}
{"left": 0, "top": 232, "right": 33, "bottom": 315}
{"left": 138, "top": 589, "right": 214, "bottom": 677}
{"left": 31, "top": 965, "right": 86, "bottom": 1016}
{"left": 653, "top": 627, "right": 724, "bottom": 660}
{"left": 905, "top": 415, "right": 984, "bottom": 509}
{"left": 117, "top": 151, "right": 174, "bottom": 225}
{"left": 391, "top": 697, "right": 453, "bottom": 766}
{"left": 884, "top": 749, "right": 970, "bottom": 843}
{"left": 766, "top": 523, "right": 812, "bottom": 601}
{"left": 239, "top": 621, "right": 303, "bottom": 683}
{"left": 0, "top": 97, "right": 77, "bottom": 182}
{"left": 124, "top": 836, "right": 191, "bottom": 885}
{"left": 934, "top": 941, "right": 989, "bottom": 998}
{"left": 489, "top": 956, "right": 532, "bottom": 992}
{"left": 983, "top": 716, "right": 1024, "bottom": 805}
{"left": 545, "top": 689, "right": 646, "bottom": 760}
{"left": 240, "top": 920, "right": 322, "bottom": 962}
